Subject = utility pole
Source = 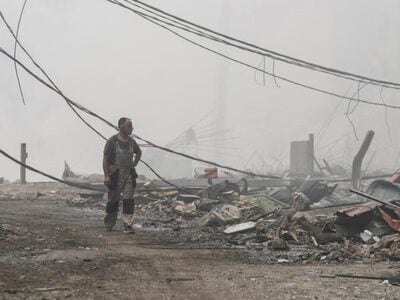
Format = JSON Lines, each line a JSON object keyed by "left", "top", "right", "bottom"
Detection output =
{"left": 20, "top": 143, "right": 27, "bottom": 184}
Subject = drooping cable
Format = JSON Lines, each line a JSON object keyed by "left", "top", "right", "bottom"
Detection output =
{"left": 1, "top": 44, "right": 283, "bottom": 179}
{"left": 0, "top": 147, "right": 103, "bottom": 191}
{"left": 379, "top": 87, "right": 393, "bottom": 142}
{"left": 0, "top": 13, "right": 215, "bottom": 191}
{"left": 0, "top": 11, "right": 285, "bottom": 179}
{"left": 1, "top": 12, "right": 110, "bottom": 140}
{"left": 113, "top": 0, "right": 400, "bottom": 91}
{"left": 104, "top": 1, "right": 400, "bottom": 110}
{"left": 1, "top": 19, "right": 287, "bottom": 188}
{"left": 14, "top": 0, "right": 28, "bottom": 105}
{"left": 1, "top": 8, "right": 399, "bottom": 184}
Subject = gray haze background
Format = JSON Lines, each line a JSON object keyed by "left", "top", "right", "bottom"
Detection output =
{"left": 1, "top": 0, "right": 400, "bottom": 181}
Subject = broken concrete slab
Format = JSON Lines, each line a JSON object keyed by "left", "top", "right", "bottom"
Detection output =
{"left": 224, "top": 222, "right": 256, "bottom": 234}
{"left": 173, "top": 202, "right": 197, "bottom": 217}
{"left": 198, "top": 205, "right": 241, "bottom": 226}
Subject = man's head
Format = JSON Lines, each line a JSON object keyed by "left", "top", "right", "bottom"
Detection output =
{"left": 118, "top": 117, "right": 133, "bottom": 136}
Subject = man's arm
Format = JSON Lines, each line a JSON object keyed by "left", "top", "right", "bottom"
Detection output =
{"left": 103, "top": 154, "right": 111, "bottom": 186}
{"left": 133, "top": 146, "right": 142, "bottom": 167}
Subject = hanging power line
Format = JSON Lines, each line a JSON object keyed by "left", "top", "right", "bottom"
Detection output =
{"left": 2, "top": 3, "right": 396, "bottom": 185}
{"left": 13, "top": 0, "right": 28, "bottom": 105}
{"left": 0, "top": 12, "right": 281, "bottom": 180}
{"left": 104, "top": 1, "right": 400, "bottom": 110}
{"left": 0, "top": 45, "right": 281, "bottom": 179}
{"left": 109, "top": 0, "right": 400, "bottom": 91}
{"left": 0, "top": 145, "right": 200, "bottom": 195}
{"left": 0, "top": 147, "right": 102, "bottom": 191}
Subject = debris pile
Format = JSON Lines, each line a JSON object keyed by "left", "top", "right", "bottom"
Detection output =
{"left": 136, "top": 177, "right": 400, "bottom": 263}
{"left": 14, "top": 132, "right": 399, "bottom": 263}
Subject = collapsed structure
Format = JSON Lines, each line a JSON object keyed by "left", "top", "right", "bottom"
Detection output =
{"left": 60, "top": 130, "right": 400, "bottom": 263}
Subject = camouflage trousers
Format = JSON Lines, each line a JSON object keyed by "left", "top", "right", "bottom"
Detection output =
{"left": 104, "top": 169, "right": 136, "bottom": 229}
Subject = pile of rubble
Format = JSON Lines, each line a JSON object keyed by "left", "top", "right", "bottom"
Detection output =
{"left": 54, "top": 141, "right": 400, "bottom": 262}
{"left": 136, "top": 177, "right": 400, "bottom": 263}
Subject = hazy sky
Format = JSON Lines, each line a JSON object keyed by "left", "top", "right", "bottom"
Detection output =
{"left": 1, "top": 0, "right": 400, "bottom": 181}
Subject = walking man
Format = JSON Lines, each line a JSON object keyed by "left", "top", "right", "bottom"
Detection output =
{"left": 103, "top": 117, "right": 142, "bottom": 233}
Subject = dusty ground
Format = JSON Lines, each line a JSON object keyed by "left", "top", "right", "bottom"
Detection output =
{"left": 0, "top": 183, "right": 399, "bottom": 300}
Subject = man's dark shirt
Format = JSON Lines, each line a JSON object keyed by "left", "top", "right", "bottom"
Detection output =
{"left": 103, "top": 135, "right": 140, "bottom": 165}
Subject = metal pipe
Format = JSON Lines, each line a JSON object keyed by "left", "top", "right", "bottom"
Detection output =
{"left": 352, "top": 130, "right": 374, "bottom": 189}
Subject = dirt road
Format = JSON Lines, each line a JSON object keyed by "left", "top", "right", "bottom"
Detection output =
{"left": 0, "top": 183, "right": 399, "bottom": 299}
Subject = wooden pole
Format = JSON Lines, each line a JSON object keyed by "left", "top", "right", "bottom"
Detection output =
{"left": 20, "top": 143, "right": 27, "bottom": 184}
